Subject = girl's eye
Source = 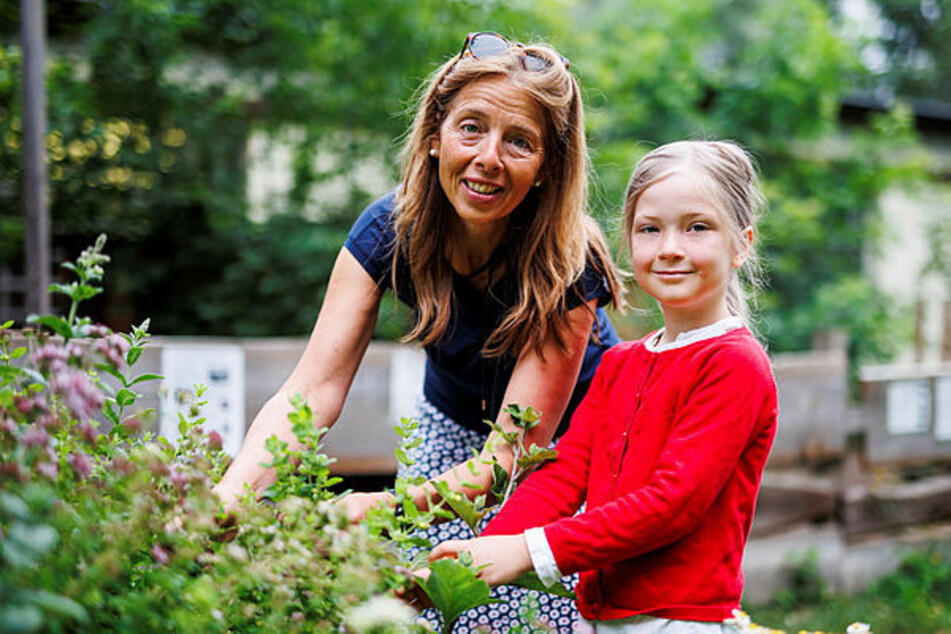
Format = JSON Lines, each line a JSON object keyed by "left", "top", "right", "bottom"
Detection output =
{"left": 636, "top": 225, "right": 659, "bottom": 234}
{"left": 688, "top": 223, "right": 711, "bottom": 232}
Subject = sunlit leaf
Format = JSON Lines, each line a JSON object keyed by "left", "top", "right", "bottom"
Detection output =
{"left": 509, "top": 571, "right": 576, "bottom": 600}
{"left": 418, "top": 558, "right": 501, "bottom": 634}
{"left": 430, "top": 480, "right": 487, "bottom": 536}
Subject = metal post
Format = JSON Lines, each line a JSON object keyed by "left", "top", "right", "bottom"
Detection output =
{"left": 21, "top": 0, "right": 51, "bottom": 317}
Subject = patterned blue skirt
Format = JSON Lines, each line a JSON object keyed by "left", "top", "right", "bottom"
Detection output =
{"left": 402, "top": 397, "right": 588, "bottom": 634}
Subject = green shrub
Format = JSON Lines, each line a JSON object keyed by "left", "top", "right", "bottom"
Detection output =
{"left": 748, "top": 547, "right": 951, "bottom": 634}
{"left": 0, "top": 236, "right": 426, "bottom": 633}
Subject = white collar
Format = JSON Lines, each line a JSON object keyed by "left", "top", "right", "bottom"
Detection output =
{"left": 645, "top": 316, "right": 744, "bottom": 352}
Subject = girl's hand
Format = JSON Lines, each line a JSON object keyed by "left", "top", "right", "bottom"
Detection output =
{"left": 429, "top": 534, "right": 532, "bottom": 586}
{"left": 395, "top": 568, "right": 433, "bottom": 611}
{"left": 338, "top": 490, "right": 397, "bottom": 523}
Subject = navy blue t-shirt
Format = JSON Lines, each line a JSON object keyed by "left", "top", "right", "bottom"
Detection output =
{"left": 344, "top": 191, "right": 620, "bottom": 435}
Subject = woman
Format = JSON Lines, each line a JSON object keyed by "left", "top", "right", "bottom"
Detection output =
{"left": 213, "top": 32, "right": 624, "bottom": 632}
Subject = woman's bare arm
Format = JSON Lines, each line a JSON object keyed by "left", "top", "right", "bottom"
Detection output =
{"left": 213, "top": 248, "right": 383, "bottom": 510}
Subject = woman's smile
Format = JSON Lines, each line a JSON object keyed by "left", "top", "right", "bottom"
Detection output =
{"left": 463, "top": 178, "right": 504, "bottom": 197}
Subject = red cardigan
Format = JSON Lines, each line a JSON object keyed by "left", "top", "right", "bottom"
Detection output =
{"left": 482, "top": 326, "right": 777, "bottom": 622}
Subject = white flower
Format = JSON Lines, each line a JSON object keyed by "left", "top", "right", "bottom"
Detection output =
{"left": 847, "top": 623, "right": 872, "bottom": 634}
{"left": 723, "top": 609, "right": 753, "bottom": 632}
{"left": 344, "top": 595, "right": 416, "bottom": 631}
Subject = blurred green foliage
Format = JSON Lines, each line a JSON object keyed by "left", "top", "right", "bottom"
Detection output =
{"left": 0, "top": 0, "right": 940, "bottom": 365}
{"left": 750, "top": 546, "right": 951, "bottom": 634}
{"left": 829, "top": 0, "right": 951, "bottom": 102}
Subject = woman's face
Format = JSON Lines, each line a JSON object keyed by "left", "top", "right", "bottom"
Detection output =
{"left": 431, "top": 75, "right": 546, "bottom": 232}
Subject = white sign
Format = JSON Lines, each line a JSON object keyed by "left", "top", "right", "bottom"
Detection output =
{"left": 160, "top": 344, "right": 245, "bottom": 456}
{"left": 389, "top": 347, "right": 425, "bottom": 424}
{"left": 885, "top": 379, "right": 931, "bottom": 435}
{"left": 935, "top": 377, "right": 951, "bottom": 442}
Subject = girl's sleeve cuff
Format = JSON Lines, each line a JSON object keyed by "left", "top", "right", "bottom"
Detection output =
{"left": 524, "top": 527, "right": 564, "bottom": 587}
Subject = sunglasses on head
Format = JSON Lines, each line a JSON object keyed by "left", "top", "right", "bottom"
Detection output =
{"left": 458, "top": 31, "right": 570, "bottom": 72}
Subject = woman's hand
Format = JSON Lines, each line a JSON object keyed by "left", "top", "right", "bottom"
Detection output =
{"left": 429, "top": 534, "right": 532, "bottom": 586}
{"left": 338, "top": 490, "right": 397, "bottom": 523}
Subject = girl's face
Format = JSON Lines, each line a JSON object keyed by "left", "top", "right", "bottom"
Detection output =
{"left": 431, "top": 75, "right": 545, "bottom": 235}
{"left": 630, "top": 170, "right": 751, "bottom": 328}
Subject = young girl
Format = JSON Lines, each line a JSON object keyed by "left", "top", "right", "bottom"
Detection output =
{"left": 430, "top": 140, "right": 778, "bottom": 633}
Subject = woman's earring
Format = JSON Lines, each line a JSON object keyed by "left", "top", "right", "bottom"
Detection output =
{"left": 429, "top": 148, "right": 438, "bottom": 157}
{"left": 533, "top": 180, "right": 542, "bottom": 187}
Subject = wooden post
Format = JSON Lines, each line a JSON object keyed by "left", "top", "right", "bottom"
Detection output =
{"left": 21, "top": 0, "right": 51, "bottom": 317}
{"left": 914, "top": 297, "right": 925, "bottom": 362}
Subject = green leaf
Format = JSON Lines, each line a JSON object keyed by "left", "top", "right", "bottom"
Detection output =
{"left": 490, "top": 462, "right": 509, "bottom": 501}
{"left": 484, "top": 420, "right": 504, "bottom": 435}
{"left": 102, "top": 401, "right": 120, "bottom": 425}
{"left": 430, "top": 481, "right": 486, "bottom": 536}
{"left": 115, "top": 388, "right": 137, "bottom": 407}
{"left": 395, "top": 445, "right": 414, "bottom": 467}
{"left": 126, "top": 346, "right": 143, "bottom": 366}
{"left": 126, "top": 374, "right": 165, "bottom": 387}
{"left": 401, "top": 498, "right": 420, "bottom": 521}
{"left": 509, "top": 571, "right": 577, "bottom": 600}
{"left": 131, "top": 407, "right": 156, "bottom": 421}
{"left": 504, "top": 403, "right": 541, "bottom": 430}
{"left": 1, "top": 319, "right": 13, "bottom": 328}
{"left": 9, "top": 346, "right": 26, "bottom": 359}
{"left": 0, "top": 604, "right": 43, "bottom": 633}
{"left": 25, "top": 590, "right": 89, "bottom": 623}
{"left": 516, "top": 448, "right": 558, "bottom": 469}
{"left": 47, "top": 282, "right": 75, "bottom": 296}
{"left": 128, "top": 373, "right": 163, "bottom": 386}
{"left": 26, "top": 315, "right": 73, "bottom": 339}
{"left": 3, "top": 522, "right": 58, "bottom": 567}
{"left": 418, "top": 558, "right": 501, "bottom": 633}
{"left": 71, "top": 284, "right": 102, "bottom": 302}
{"left": 95, "top": 363, "right": 128, "bottom": 387}
{"left": 0, "top": 365, "right": 44, "bottom": 385}
{"left": 409, "top": 550, "right": 431, "bottom": 571}
{"left": 0, "top": 492, "right": 30, "bottom": 521}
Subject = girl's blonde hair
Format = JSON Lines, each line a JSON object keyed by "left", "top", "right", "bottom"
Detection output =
{"left": 622, "top": 140, "right": 766, "bottom": 323}
{"left": 394, "top": 41, "right": 623, "bottom": 356}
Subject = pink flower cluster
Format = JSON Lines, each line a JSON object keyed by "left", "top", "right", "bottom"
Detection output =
{"left": 50, "top": 369, "right": 104, "bottom": 421}
{"left": 91, "top": 332, "right": 130, "bottom": 369}
{"left": 21, "top": 426, "right": 51, "bottom": 448}
{"left": 68, "top": 452, "right": 92, "bottom": 479}
{"left": 34, "top": 343, "right": 78, "bottom": 372}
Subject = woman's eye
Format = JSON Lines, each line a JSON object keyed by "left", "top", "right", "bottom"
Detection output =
{"left": 461, "top": 123, "right": 480, "bottom": 134}
{"left": 510, "top": 136, "right": 531, "bottom": 150}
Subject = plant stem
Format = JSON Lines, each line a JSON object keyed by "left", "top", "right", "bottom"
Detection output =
{"left": 500, "top": 443, "right": 522, "bottom": 506}
{"left": 66, "top": 296, "right": 79, "bottom": 334}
